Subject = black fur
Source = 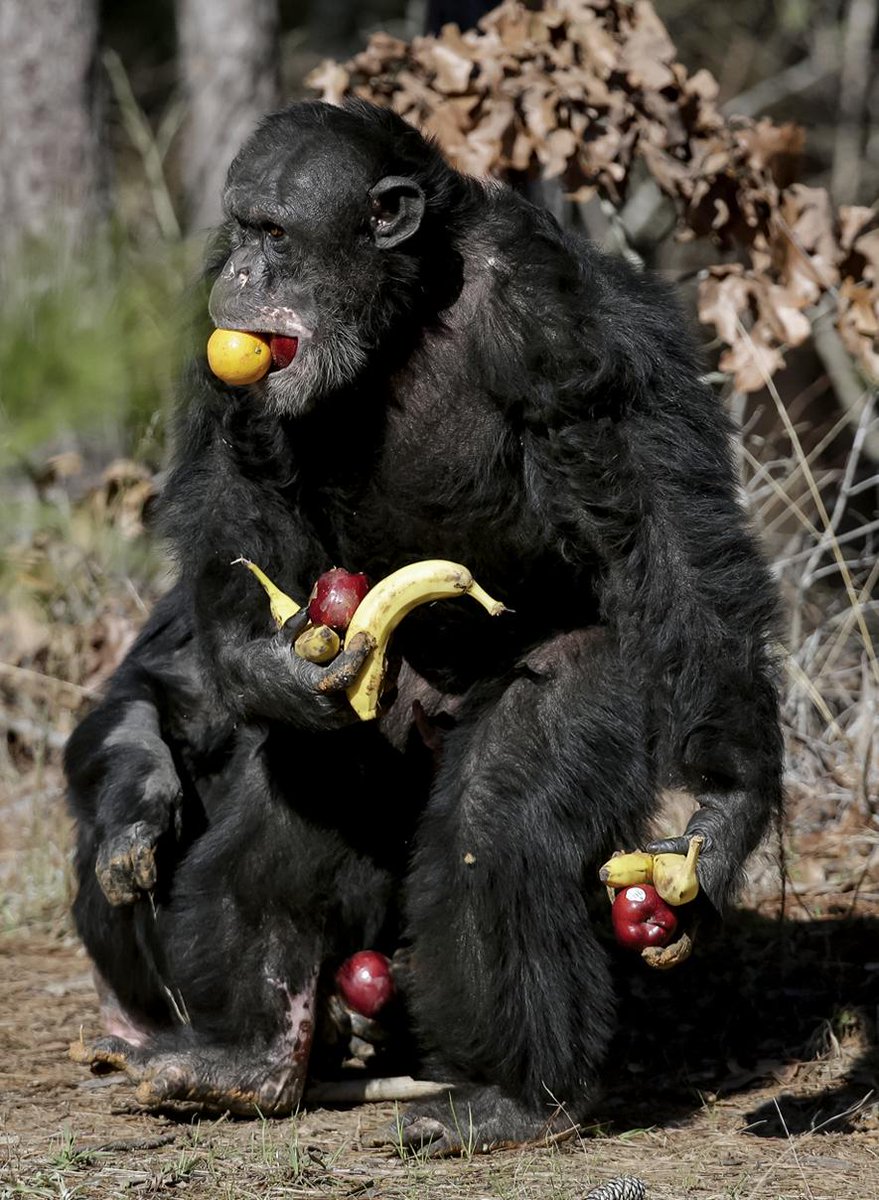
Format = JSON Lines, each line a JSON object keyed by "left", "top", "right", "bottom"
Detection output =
{"left": 66, "top": 99, "right": 782, "bottom": 1147}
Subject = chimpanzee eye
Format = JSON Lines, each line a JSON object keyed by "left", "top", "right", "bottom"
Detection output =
{"left": 262, "top": 223, "right": 286, "bottom": 240}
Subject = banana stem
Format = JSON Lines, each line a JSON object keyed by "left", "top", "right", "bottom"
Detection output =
{"left": 686, "top": 834, "right": 704, "bottom": 871}
{"left": 465, "top": 581, "right": 507, "bottom": 617}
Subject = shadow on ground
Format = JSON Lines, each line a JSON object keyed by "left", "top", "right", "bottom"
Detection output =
{"left": 602, "top": 905, "right": 879, "bottom": 1136}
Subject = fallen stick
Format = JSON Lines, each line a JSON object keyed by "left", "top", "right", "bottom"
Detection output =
{"left": 305, "top": 1076, "right": 454, "bottom": 1105}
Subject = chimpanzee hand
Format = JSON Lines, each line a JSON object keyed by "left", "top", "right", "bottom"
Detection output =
{"left": 96, "top": 820, "right": 167, "bottom": 907}
{"left": 221, "top": 630, "right": 376, "bottom": 731}
{"left": 70, "top": 696, "right": 185, "bottom": 908}
{"left": 646, "top": 826, "right": 712, "bottom": 860}
{"left": 94, "top": 761, "right": 184, "bottom": 907}
{"left": 95, "top": 762, "right": 184, "bottom": 907}
{"left": 647, "top": 792, "right": 764, "bottom": 912}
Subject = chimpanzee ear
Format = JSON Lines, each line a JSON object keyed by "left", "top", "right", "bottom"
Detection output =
{"left": 368, "top": 177, "right": 426, "bottom": 249}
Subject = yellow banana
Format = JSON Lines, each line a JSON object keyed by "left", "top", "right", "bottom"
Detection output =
{"left": 295, "top": 624, "right": 341, "bottom": 664}
{"left": 599, "top": 851, "right": 655, "bottom": 888}
{"left": 653, "top": 835, "right": 703, "bottom": 906}
{"left": 235, "top": 558, "right": 301, "bottom": 628}
{"left": 344, "top": 560, "right": 506, "bottom": 721}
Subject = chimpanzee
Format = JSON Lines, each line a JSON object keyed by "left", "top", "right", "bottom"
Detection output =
{"left": 66, "top": 98, "right": 782, "bottom": 1153}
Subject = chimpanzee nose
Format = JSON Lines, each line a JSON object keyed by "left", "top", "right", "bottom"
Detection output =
{"left": 222, "top": 259, "right": 250, "bottom": 285}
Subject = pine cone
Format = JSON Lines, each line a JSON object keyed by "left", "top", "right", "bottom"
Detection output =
{"left": 584, "top": 1177, "right": 647, "bottom": 1200}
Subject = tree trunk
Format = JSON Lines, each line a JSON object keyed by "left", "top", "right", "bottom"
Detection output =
{"left": 176, "top": 0, "right": 281, "bottom": 233}
{"left": 831, "top": 0, "right": 879, "bottom": 203}
{"left": 0, "top": 0, "right": 105, "bottom": 259}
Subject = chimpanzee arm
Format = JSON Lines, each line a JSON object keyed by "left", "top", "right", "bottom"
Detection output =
{"left": 160, "top": 382, "right": 371, "bottom": 731}
{"left": 613, "top": 387, "right": 782, "bottom": 909}
{"left": 536, "top": 258, "right": 782, "bottom": 909}
{"left": 65, "top": 588, "right": 190, "bottom": 905}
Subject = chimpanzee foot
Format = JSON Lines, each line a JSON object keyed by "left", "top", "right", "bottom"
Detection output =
{"left": 70, "top": 1034, "right": 311, "bottom": 1115}
{"left": 396, "top": 1086, "right": 583, "bottom": 1156}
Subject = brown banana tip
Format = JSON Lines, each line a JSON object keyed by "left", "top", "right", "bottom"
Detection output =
{"left": 349, "top": 630, "right": 377, "bottom": 653}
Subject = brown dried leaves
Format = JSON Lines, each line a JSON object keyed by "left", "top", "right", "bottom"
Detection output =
{"left": 699, "top": 190, "right": 878, "bottom": 391}
{"left": 307, "top": 0, "right": 703, "bottom": 197}
{"left": 307, "top": 0, "right": 879, "bottom": 391}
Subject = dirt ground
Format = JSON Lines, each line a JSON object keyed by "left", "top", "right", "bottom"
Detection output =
{"left": 3, "top": 760, "right": 879, "bottom": 1199}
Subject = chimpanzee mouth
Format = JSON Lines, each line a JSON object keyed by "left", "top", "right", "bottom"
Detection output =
{"left": 267, "top": 334, "right": 300, "bottom": 372}
{"left": 248, "top": 309, "right": 315, "bottom": 374}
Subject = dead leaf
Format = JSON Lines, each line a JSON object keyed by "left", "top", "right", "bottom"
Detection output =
{"left": 719, "top": 325, "right": 785, "bottom": 393}
{"left": 838, "top": 279, "right": 879, "bottom": 381}
{"left": 617, "top": 0, "right": 677, "bottom": 90}
{"left": 521, "top": 81, "right": 559, "bottom": 144}
{"left": 537, "top": 126, "right": 578, "bottom": 178}
{"left": 305, "top": 60, "right": 350, "bottom": 107}
{"left": 854, "top": 228, "right": 879, "bottom": 283}
{"left": 459, "top": 97, "right": 516, "bottom": 177}
{"left": 416, "top": 38, "right": 475, "bottom": 94}
{"left": 699, "top": 268, "right": 754, "bottom": 346}
{"left": 685, "top": 68, "right": 719, "bottom": 103}
{"left": 779, "top": 184, "right": 841, "bottom": 294}
{"left": 739, "top": 120, "right": 804, "bottom": 188}
{"left": 761, "top": 282, "right": 812, "bottom": 347}
{"left": 837, "top": 206, "right": 874, "bottom": 254}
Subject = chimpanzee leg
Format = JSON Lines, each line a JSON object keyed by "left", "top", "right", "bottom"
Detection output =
{"left": 72, "top": 727, "right": 401, "bottom": 1115}
{"left": 402, "top": 629, "right": 656, "bottom": 1153}
{"left": 72, "top": 861, "right": 175, "bottom": 1040}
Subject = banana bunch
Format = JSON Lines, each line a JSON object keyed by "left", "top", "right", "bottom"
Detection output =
{"left": 600, "top": 835, "right": 703, "bottom": 906}
{"left": 238, "top": 558, "right": 506, "bottom": 721}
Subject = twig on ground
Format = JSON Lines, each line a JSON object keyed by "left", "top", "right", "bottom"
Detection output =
{"left": 305, "top": 1077, "right": 455, "bottom": 1104}
{"left": 0, "top": 660, "right": 96, "bottom": 701}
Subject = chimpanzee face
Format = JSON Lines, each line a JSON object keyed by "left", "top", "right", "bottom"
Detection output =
{"left": 208, "top": 104, "right": 430, "bottom": 416}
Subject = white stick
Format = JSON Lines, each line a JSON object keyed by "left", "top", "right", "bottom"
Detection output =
{"left": 305, "top": 1076, "right": 455, "bottom": 1105}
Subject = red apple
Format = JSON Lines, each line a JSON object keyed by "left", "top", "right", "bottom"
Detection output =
{"left": 611, "top": 884, "right": 678, "bottom": 951}
{"left": 270, "top": 335, "right": 299, "bottom": 369}
{"left": 336, "top": 950, "right": 395, "bottom": 1018}
{"left": 308, "top": 568, "right": 370, "bottom": 632}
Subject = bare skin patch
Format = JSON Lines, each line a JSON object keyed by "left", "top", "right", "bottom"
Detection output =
{"left": 70, "top": 967, "right": 319, "bottom": 1116}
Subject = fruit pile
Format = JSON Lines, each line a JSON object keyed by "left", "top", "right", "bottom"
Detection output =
{"left": 238, "top": 558, "right": 506, "bottom": 721}
{"left": 600, "top": 836, "right": 703, "bottom": 959}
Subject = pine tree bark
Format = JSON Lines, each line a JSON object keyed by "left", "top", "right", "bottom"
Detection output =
{"left": 0, "top": 0, "right": 105, "bottom": 259}
{"left": 176, "top": 0, "right": 281, "bottom": 232}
